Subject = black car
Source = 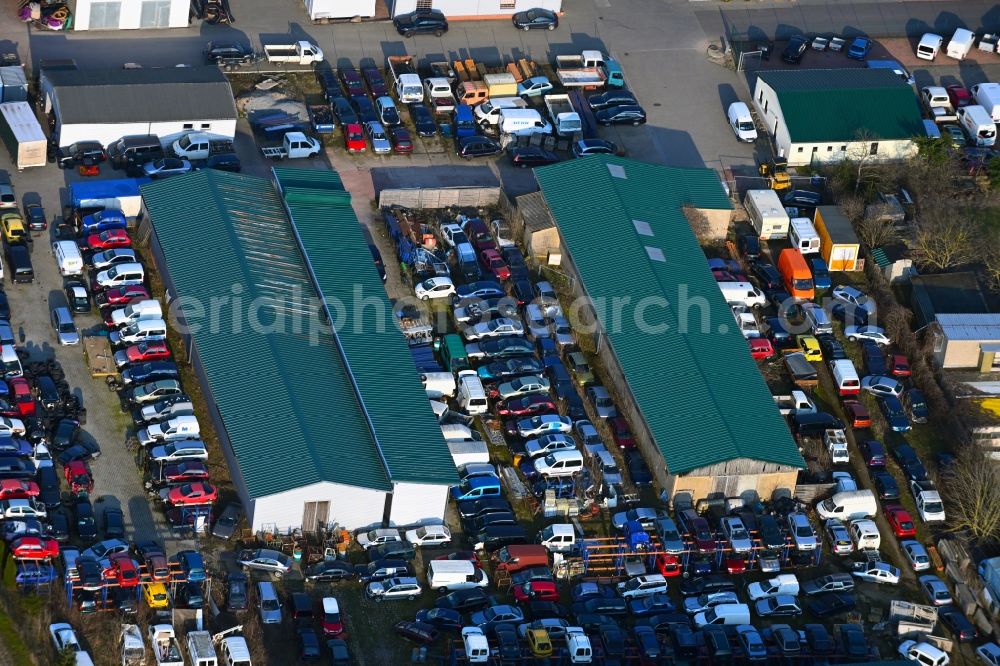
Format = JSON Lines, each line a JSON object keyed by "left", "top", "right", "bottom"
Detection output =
{"left": 573, "top": 138, "right": 618, "bottom": 157}
{"left": 457, "top": 135, "right": 502, "bottom": 158}
{"left": 435, "top": 587, "right": 493, "bottom": 612}
{"left": 298, "top": 627, "right": 323, "bottom": 661}
{"left": 332, "top": 98, "right": 358, "bottom": 126}
{"left": 738, "top": 233, "right": 761, "bottom": 261}
{"left": 358, "top": 559, "right": 410, "bottom": 584}
{"left": 862, "top": 340, "right": 887, "bottom": 375}
{"left": 526, "top": 601, "right": 569, "bottom": 620}
{"left": 816, "top": 333, "right": 847, "bottom": 360}
{"left": 103, "top": 506, "right": 126, "bottom": 539}
{"left": 751, "top": 262, "right": 783, "bottom": 292}
{"left": 6, "top": 245, "right": 32, "bottom": 284}
{"left": 203, "top": 153, "right": 241, "bottom": 173}
{"left": 783, "top": 189, "right": 821, "bottom": 207}
{"left": 317, "top": 68, "right": 344, "bottom": 101}
{"left": 939, "top": 605, "right": 978, "bottom": 642}
{"left": 304, "top": 559, "right": 357, "bottom": 582}
{"left": 803, "top": 624, "right": 835, "bottom": 654}
{"left": 679, "top": 575, "right": 735, "bottom": 597}
{"left": 0, "top": 292, "right": 10, "bottom": 321}
{"left": 588, "top": 89, "right": 637, "bottom": 110}
{"left": 339, "top": 68, "right": 365, "bottom": 97}
{"left": 626, "top": 450, "right": 652, "bottom": 485}
{"left": 495, "top": 624, "right": 520, "bottom": 661}
{"left": 806, "top": 592, "right": 856, "bottom": 617}
{"left": 225, "top": 572, "right": 249, "bottom": 611}
{"left": 457, "top": 497, "right": 512, "bottom": 521}
{"left": 74, "top": 495, "right": 97, "bottom": 540}
{"left": 48, "top": 509, "right": 70, "bottom": 542}
{"left": 781, "top": 35, "right": 809, "bottom": 64}
{"left": 415, "top": 607, "right": 462, "bottom": 632}
{"left": 352, "top": 96, "right": 378, "bottom": 124}
{"left": 509, "top": 146, "right": 559, "bottom": 168}
{"left": 123, "top": 362, "right": 179, "bottom": 386}
{"left": 369, "top": 540, "right": 415, "bottom": 561}
{"left": 51, "top": 419, "right": 80, "bottom": 451}
{"left": 24, "top": 204, "right": 46, "bottom": 232}
{"left": 832, "top": 302, "right": 869, "bottom": 326}
{"left": 35, "top": 466, "right": 61, "bottom": 508}
{"left": 56, "top": 440, "right": 100, "bottom": 465}
{"left": 571, "top": 597, "right": 627, "bottom": 617}
{"left": 56, "top": 141, "right": 106, "bottom": 169}
{"left": 35, "top": 375, "right": 61, "bottom": 411}
{"left": 393, "top": 620, "right": 438, "bottom": 645}
{"left": 839, "top": 624, "right": 867, "bottom": 659}
{"left": 204, "top": 42, "right": 257, "bottom": 66}
{"left": 512, "top": 7, "right": 558, "bottom": 30}
{"left": 510, "top": 278, "right": 534, "bottom": 305}
{"left": 859, "top": 439, "right": 887, "bottom": 468}
{"left": 176, "top": 581, "right": 205, "bottom": 608}
{"left": 394, "top": 9, "right": 448, "bottom": 37}
{"left": 870, "top": 470, "right": 900, "bottom": 500}
{"left": 757, "top": 514, "right": 785, "bottom": 550}
{"left": 595, "top": 105, "right": 647, "bottom": 126}
{"left": 64, "top": 281, "right": 90, "bottom": 313}
{"left": 409, "top": 104, "right": 437, "bottom": 137}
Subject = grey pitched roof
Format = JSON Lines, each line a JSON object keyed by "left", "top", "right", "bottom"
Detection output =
{"left": 936, "top": 314, "right": 1000, "bottom": 341}
{"left": 45, "top": 67, "right": 237, "bottom": 125}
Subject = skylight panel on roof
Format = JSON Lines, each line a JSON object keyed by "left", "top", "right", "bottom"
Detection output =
{"left": 607, "top": 164, "right": 626, "bottom": 179}
{"left": 633, "top": 220, "right": 653, "bottom": 236}
{"left": 645, "top": 246, "right": 665, "bottom": 262}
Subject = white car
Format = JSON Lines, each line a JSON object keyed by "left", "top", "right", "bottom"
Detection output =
{"left": 861, "top": 375, "right": 904, "bottom": 398}
{"left": 0, "top": 416, "right": 25, "bottom": 437}
{"left": 439, "top": 223, "right": 468, "bottom": 249}
{"left": 495, "top": 375, "right": 550, "bottom": 400}
{"left": 517, "top": 76, "right": 553, "bottom": 97}
{"left": 0, "top": 499, "right": 46, "bottom": 520}
{"left": 616, "top": 574, "right": 667, "bottom": 599}
{"left": 464, "top": 317, "right": 525, "bottom": 341}
{"left": 532, "top": 449, "right": 584, "bottom": 478}
{"left": 845, "top": 325, "right": 889, "bottom": 346}
{"left": 900, "top": 640, "right": 949, "bottom": 666}
{"left": 976, "top": 642, "right": 1000, "bottom": 666}
{"left": 49, "top": 623, "right": 87, "bottom": 658}
{"left": 901, "top": 540, "right": 931, "bottom": 571}
{"left": 404, "top": 524, "right": 452, "bottom": 547}
{"left": 365, "top": 576, "right": 422, "bottom": 601}
{"left": 415, "top": 277, "right": 456, "bottom": 301}
{"left": 91, "top": 248, "right": 137, "bottom": 271}
{"left": 851, "top": 561, "right": 901, "bottom": 584}
{"left": 517, "top": 414, "right": 572, "bottom": 437}
{"left": 356, "top": 528, "right": 402, "bottom": 550}
{"left": 832, "top": 285, "right": 875, "bottom": 313}
{"left": 524, "top": 434, "right": 575, "bottom": 458}
{"left": 726, "top": 101, "right": 758, "bottom": 142}
{"left": 683, "top": 591, "right": 739, "bottom": 614}
{"left": 365, "top": 121, "right": 392, "bottom": 154}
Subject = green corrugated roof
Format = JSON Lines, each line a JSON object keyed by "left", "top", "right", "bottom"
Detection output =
{"left": 272, "top": 167, "right": 457, "bottom": 486}
{"left": 141, "top": 170, "right": 392, "bottom": 498}
{"left": 534, "top": 156, "right": 803, "bottom": 473}
{"left": 758, "top": 69, "right": 924, "bottom": 143}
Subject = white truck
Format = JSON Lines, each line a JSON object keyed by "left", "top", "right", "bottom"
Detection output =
{"left": 920, "top": 86, "right": 957, "bottom": 122}
{"left": 119, "top": 624, "right": 145, "bottom": 666}
{"left": 387, "top": 55, "right": 423, "bottom": 103}
{"left": 171, "top": 132, "right": 235, "bottom": 161}
{"left": 543, "top": 94, "right": 582, "bottom": 136}
{"left": 148, "top": 625, "right": 184, "bottom": 666}
{"left": 825, "top": 429, "right": 849, "bottom": 464}
{"left": 423, "top": 77, "right": 456, "bottom": 114}
{"left": 773, "top": 390, "right": 817, "bottom": 416}
{"left": 447, "top": 439, "right": 489, "bottom": 468}
{"left": 259, "top": 132, "right": 322, "bottom": 159}
{"left": 186, "top": 630, "right": 218, "bottom": 666}
{"left": 263, "top": 41, "right": 324, "bottom": 65}
{"left": 971, "top": 82, "right": 1000, "bottom": 122}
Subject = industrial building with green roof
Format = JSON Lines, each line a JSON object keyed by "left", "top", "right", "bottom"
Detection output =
{"left": 140, "top": 168, "right": 456, "bottom": 533}
{"left": 752, "top": 68, "right": 924, "bottom": 167}
{"left": 534, "top": 156, "right": 803, "bottom": 500}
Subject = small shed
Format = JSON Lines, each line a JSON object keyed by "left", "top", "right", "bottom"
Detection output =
{"left": 870, "top": 243, "right": 914, "bottom": 284}
{"left": 511, "top": 191, "right": 560, "bottom": 261}
{"left": 931, "top": 314, "right": 1000, "bottom": 370}
{"left": 813, "top": 206, "right": 860, "bottom": 271}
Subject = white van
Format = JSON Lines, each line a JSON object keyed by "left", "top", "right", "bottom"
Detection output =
{"left": 788, "top": 217, "right": 820, "bottom": 254}
{"left": 830, "top": 359, "right": 860, "bottom": 396}
{"left": 816, "top": 489, "right": 877, "bottom": 521}
{"left": 111, "top": 299, "right": 162, "bottom": 328}
{"left": 456, "top": 369, "right": 488, "bottom": 415}
{"left": 692, "top": 603, "right": 751, "bottom": 628}
{"left": 537, "top": 523, "right": 576, "bottom": 553}
{"left": 726, "top": 102, "right": 757, "bottom": 143}
{"left": 747, "top": 573, "right": 800, "bottom": 600}
{"left": 441, "top": 424, "right": 477, "bottom": 442}
{"left": 958, "top": 105, "right": 997, "bottom": 146}
{"left": 900, "top": 641, "right": 950, "bottom": 666}
{"left": 718, "top": 282, "right": 766, "bottom": 309}
{"left": 971, "top": 83, "right": 1000, "bottom": 122}
{"left": 916, "top": 33, "right": 943, "bottom": 60}
{"left": 95, "top": 262, "right": 145, "bottom": 289}
{"left": 422, "top": 371, "right": 457, "bottom": 399}
{"left": 946, "top": 28, "right": 975, "bottom": 60}
{"left": 426, "top": 560, "right": 489, "bottom": 592}
{"left": 463, "top": 628, "right": 490, "bottom": 664}
{"left": 533, "top": 449, "right": 584, "bottom": 478}
{"left": 219, "top": 636, "right": 252, "bottom": 666}
{"left": 109, "top": 319, "right": 167, "bottom": 346}
{"left": 474, "top": 96, "right": 528, "bottom": 125}
{"left": 744, "top": 189, "right": 789, "bottom": 240}
{"left": 498, "top": 108, "right": 552, "bottom": 137}
{"left": 849, "top": 519, "right": 881, "bottom": 550}
{"left": 186, "top": 631, "right": 219, "bottom": 666}
{"left": 52, "top": 240, "right": 83, "bottom": 276}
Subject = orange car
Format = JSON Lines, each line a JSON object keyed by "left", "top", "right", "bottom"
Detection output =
{"left": 842, "top": 400, "right": 872, "bottom": 429}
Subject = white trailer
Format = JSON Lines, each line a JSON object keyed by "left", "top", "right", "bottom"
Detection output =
{"left": 0, "top": 102, "right": 46, "bottom": 170}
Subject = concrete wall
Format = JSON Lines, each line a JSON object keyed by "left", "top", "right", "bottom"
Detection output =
{"left": 393, "top": 0, "right": 561, "bottom": 19}
{"left": 390, "top": 482, "right": 450, "bottom": 526}
{"left": 56, "top": 119, "right": 237, "bottom": 149}
{"left": 378, "top": 187, "right": 501, "bottom": 209}
{"left": 74, "top": 0, "right": 190, "bottom": 30}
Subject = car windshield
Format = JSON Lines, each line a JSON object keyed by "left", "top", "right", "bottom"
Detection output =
{"left": 795, "top": 524, "right": 811, "bottom": 537}
{"left": 737, "top": 121, "right": 755, "bottom": 131}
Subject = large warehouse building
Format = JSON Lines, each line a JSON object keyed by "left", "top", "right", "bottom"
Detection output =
{"left": 535, "top": 156, "right": 804, "bottom": 501}
{"left": 139, "top": 168, "right": 456, "bottom": 534}
{"left": 40, "top": 67, "right": 237, "bottom": 149}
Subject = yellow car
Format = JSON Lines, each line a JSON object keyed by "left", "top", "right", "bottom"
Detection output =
{"left": 0, "top": 213, "right": 25, "bottom": 244}
{"left": 798, "top": 334, "right": 822, "bottom": 362}
{"left": 143, "top": 582, "right": 170, "bottom": 608}
{"left": 527, "top": 628, "right": 553, "bottom": 658}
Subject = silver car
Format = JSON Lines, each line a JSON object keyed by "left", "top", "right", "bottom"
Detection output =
{"left": 524, "top": 304, "right": 551, "bottom": 339}
{"left": 496, "top": 375, "right": 550, "bottom": 399}
{"left": 464, "top": 317, "right": 525, "bottom": 341}
{"left": 586, "top": 386, "right": 618, "bottom": 419}
{"left": 90, "top": 248, "right": 137, "bottom": 271}
{"left": 720, "top": 516, "right": 753, "bottom": 553}
{"left": 549, "top": 316, "right": 574, "bottom": 348}
{"left": 51, "top": 307, "right": 80, "bottom": 346}
{"left": 366, "top": 121, "right": 392, "bottom": 154}
{"left": 787, "top": 512, "right": 817, "bottom": 550}
{"left": 683, "top": 591, "right": 739, "bottom": 615}
{"left": 357, "top": 528, "right": 402, "bottom": 550}
{"left": 574, "top": 420, "right": 604, "bottom": 457}
{"left": 365, "top": 576, "right": 422, "bottom": 601}
{"left": 238, "top": 548, "right": 294, "bottom": 576}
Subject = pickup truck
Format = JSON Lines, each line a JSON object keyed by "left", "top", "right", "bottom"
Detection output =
{"left": 387, "top": 55, "right": 423, "bottom": 103}
{"left": 424, "top": 77, "right": 456, "bottom": 114}
{"left": 260, "top": 132, "right": 322, "bottom": 159}
{"left": 263, "top": 41, "right": 324, "bottom": 65}
{"left": 148, "top": 625, "right": 183, "bottom": 666}
{"left": 308, "top": 104, "right": 335, "bottom": 133}
{"left": 824, "top": 429, "right": 849, "bottom": 464}
{"left": 543, "top": 94, "right": 582, "bottom": 136}
{"left": 773, "top": 390, "right": 817, "bottom": 416}
{"left": 555, "top": 50, "right": 625, "bottom": 89}
{"left": 920, "top": 86, "right": 957, "bottom": 122}
{"left": 170, "top": 133, "right": 234, "bottom": 161}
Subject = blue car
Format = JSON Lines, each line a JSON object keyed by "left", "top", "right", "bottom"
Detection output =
{"left": 879, "top": 395, "right": 911, "bottom": 432}
{"left": 808, "top": 257, "right": 831, "bottom": 290}
{"left": 450, "top": 476, "right": 500, "bottom": 502}
{"left": 80, "top": 208, "right": 127, "bottom": 235}
{"left": 456, "top": 281, "right": 504, "bottom": 300}
{"left": 122, "top": 361, "right": 180, "bottom": 385}
{"left": 175, "top": 550, "right": 206, "bottom": 582}
{"left": 847, "top": 37, "right": 872, "bottom": 60}
{"left": 16, "top": 563, "right": 57, "bottom": 584}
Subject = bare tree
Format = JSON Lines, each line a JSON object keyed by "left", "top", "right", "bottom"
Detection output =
{"left": 912, "top": 206, "right": 977, "bottom": 271}
{"left": 980, "top": 235, "right": 1000, "bottom": 290}
{"left": 843, "top": 128, "right": 884, "bottom": 194}
{"left": 942, "top": 446, "right": 1000, "bottom": 543}
{"left": 854, "top": 213, "right": 898, "bottom": 249}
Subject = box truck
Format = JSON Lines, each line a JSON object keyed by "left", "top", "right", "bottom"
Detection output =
{"left": 0, "top": 102, "right": 45, "bottom": 169}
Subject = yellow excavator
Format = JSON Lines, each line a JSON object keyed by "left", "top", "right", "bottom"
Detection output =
{"left": 758, "top": 157, "right": 791, "bottom": 191}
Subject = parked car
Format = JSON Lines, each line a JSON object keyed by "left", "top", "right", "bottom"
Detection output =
{"left": 595, "top": 105, "right": 646, "bottom": 126}
{"left": 781, "top": 35, "right": 809, "bottom": 64}
{"left": 393, "top": 9, "right": 448, "bottom": 37}
{"left": 512, "top": 7, "right": 557, "bottom": 30}
{"left": 457, "top": 136, "right": 502, "bottom": 158}
{"left": 237, "top": 548, "right": 293, "bottom": 576}
{"left": 142, "top": 158, "right": 192, "bottom": 179}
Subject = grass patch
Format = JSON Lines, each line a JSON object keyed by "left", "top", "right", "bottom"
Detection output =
{"left": 0, "top": 610, "right": 33, "bottom": 666}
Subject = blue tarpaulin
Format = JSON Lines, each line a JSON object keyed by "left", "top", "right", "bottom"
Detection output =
{"left": 69, "top": 178, "right": 151, "bottom": 207}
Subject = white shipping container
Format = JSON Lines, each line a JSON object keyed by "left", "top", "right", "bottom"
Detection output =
{"left": 0, "top": 102, "right": 46, "bottom": 169}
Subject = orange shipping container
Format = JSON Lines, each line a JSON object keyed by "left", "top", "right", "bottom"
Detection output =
{"left": 814, "top": 206, "right": 861, "bottom": 271}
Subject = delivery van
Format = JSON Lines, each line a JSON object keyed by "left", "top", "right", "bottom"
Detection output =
{"left": 498, "top": 108, "right": 552, "bottom": 137}
{"left": 946, "top": 28, "right": 975, "bottom": 60}
{"left": 971, "top": 82, "right": 1000, "bottom": 122}
{"left": 474, "top": 97, "right": 528, "bottom": 125}
{"left": 788, "top": 217, "right": 821, "bottom": 254}
{"left": 426, "top": 560, "right": 489, "bottom": 592}
{"left": 816, "top": 489, "right": 878, "bottom": 520}
{"left": 693, "top": 604, "right": 751, "bottom": 628}
{"left": 916, "top": 33, "right": 943, "bottom": 60}
{"left": 830, "top": 359, "right": 860, "bottom": 396}
{"left": 744, "top": 189, "right": 789, "bottom": 240}
{"left": 52, "top": 240, "right": 84, "bottom": 276}
{"left": 457, "top": 370, "right": 488, "bottom": 415}
{"left": 777, "top": 249, "right": 814, "bottom": 300}
{"left": 718, "top": 282, "right": 766, "bottom": 309}
{"left": 958, "top": 105, "right": 996, "bottom": 146}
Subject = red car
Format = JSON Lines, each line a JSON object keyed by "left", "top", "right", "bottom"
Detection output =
{"left": 391, "top": 126, "right": 413, "bottom": 154}
{"left": 345, "top": 123, "right": 366, "bottom": 153}
{"left": 842, "top": 400, "right": 872, "bottom": 429}
{"left": 609, "top": 416, "right": 635, "bottom": 449}
{"left": 10, "top": 535, "right": 59, "bottom": 560}
{"left": 321, "top": 597, "right": 344, "bottom": 636}
{"left": 161, "top": 461, "right": 210, "bottom": 484}
{"left": 495, "top": 394, "right": 556, "bottom": 418}
{"left": 513, "top": 580, "right": 559, "bottom": 602}
{"left": 946, "top": 84, "right": 972, "bottom": 109}
{"left": 0, "top": 479, "right": 40, "bottom": 500}
{"left": 85, "top": 229, "right": 131, "bottom": 251}
{"left": 98, "top": 284, "right": 149, "bottom": 306}
{"left": 64, "top": 460, "right": 94, "bottom": 494}
{"left": 123, "top": 341, "right": 171, "bottom": 365}
{"left": 8, "top": 378, "right": 34, "bottom": 417}
{"left": 479, "top": 249, "right": 510, "bottom": 281}
{"left": 462, "top": 217, "right": 497, "bottom": 253}
{"left": 165, "top": 482, "right": 217, "bottom": 506}
{"left": 723, "top": 555, "right": 747, "bottom": 575}
{"left": 749, "top": 338, "right": 774, "bottom": 360}
{"left": 654, "top": 553, "right": 681, "bottom": 577}
{"left": 107, "top": 554, "right": 141, "bottom": 587}
{"left": 884, "top": 504, "right": 916, "bottom": 538}
{"left": 891, "top": 354, "right": 911, "bottom": 378}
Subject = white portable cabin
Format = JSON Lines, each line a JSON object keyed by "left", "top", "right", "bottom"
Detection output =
{"left": 744, "top": 189, "right": 790, "bottom": 240}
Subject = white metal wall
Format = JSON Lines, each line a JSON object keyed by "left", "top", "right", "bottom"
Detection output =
{"left": 393, "top": 0, "right": 561, "bottom": 18}
{"left": 306, "top": 0, "right": 376, "bottom": 19}
{"left": 74, "top": 0, "right": 189, "bottom": 30}
{"left": 250, "top": 482, "right": 388, "bottom": 533}
{"left": 785, "top": 139, "right": 917, "bottom": 167}
{"left": 389, "top": 482, "right": 450, "bottom": 527}
{"left": 56, "top": 119, "right": 237, "bottom": 149}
